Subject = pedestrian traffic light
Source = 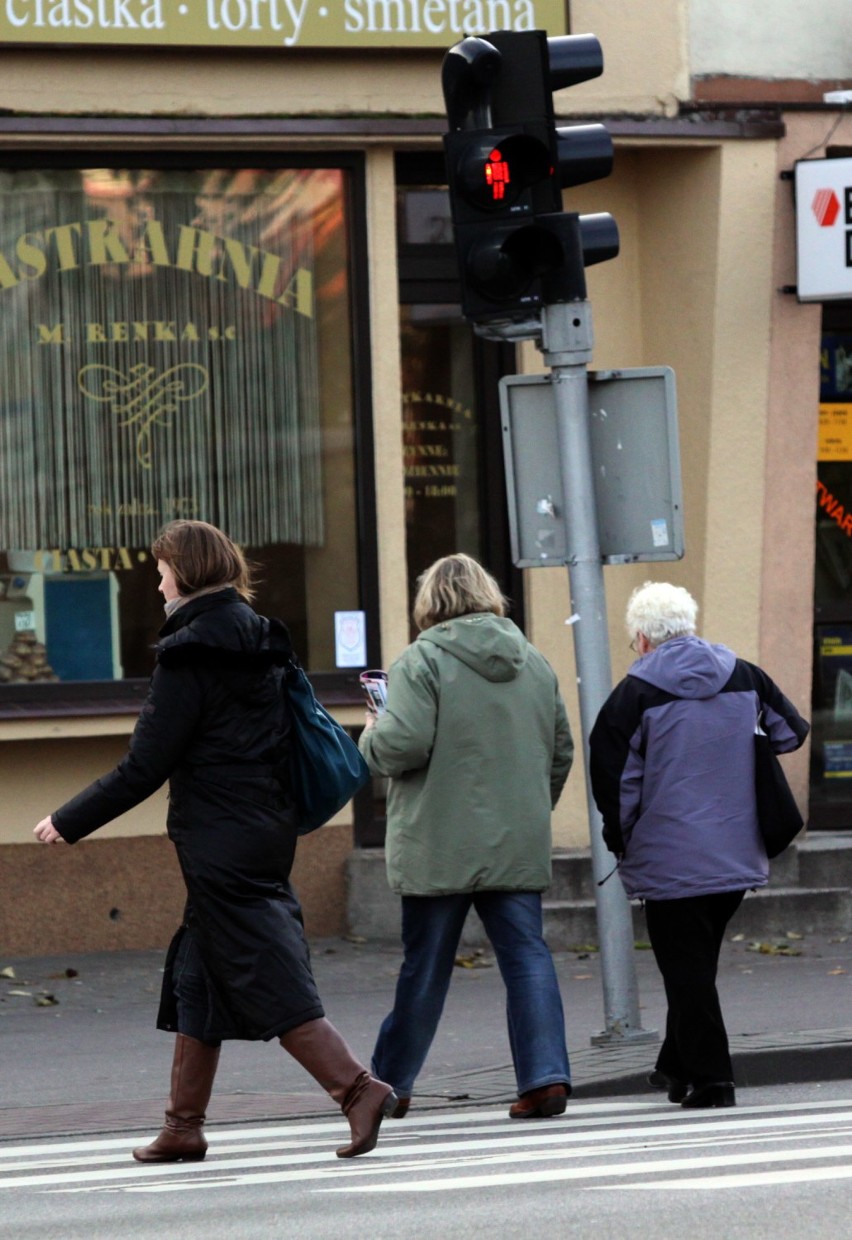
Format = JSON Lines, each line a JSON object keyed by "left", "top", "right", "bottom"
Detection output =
{"left": 441, "top": 29, "right": 619, "bottom": 326}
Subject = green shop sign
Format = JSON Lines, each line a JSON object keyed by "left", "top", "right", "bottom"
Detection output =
{"left": 1, "top": 0, "right": 567, "bottom": 48}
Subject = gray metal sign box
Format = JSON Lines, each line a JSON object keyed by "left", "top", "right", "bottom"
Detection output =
{"left": 499, "top": 366, "right": 684, "bottom": 567}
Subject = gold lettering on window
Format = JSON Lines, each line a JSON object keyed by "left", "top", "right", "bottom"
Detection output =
{"left": 78, "top": 361, "right": 209, "bottom": 469}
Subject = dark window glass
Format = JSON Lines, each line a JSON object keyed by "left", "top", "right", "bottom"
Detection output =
{"left": 812, "top": 307, "right": 852, "bottom": 826}
{"left": 0, "top": 164, "right": 363, "bottom": 689}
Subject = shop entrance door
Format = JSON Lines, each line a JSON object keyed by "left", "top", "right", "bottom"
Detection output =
{"left": 352, "top": 157, "right": 525, "bottom": 847}
{"left": 813, "top": 304, "right": 852, "bottom": 827}
{"left": 395, "top": 154, "right": 523, "bottom": 630}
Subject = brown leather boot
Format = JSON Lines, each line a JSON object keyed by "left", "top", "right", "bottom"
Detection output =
{"left": 132, "top": 1034, "right": 221, "bottom": 1163}
{"left": 279, "top": 1017, "right": 397, "bottom": 1158}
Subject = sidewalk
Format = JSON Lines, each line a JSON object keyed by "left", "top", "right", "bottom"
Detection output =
{"left": 2, "top": 925, "right": 852, "bottom": 1139}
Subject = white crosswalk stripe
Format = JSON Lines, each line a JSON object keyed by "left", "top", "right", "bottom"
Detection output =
{"left": 3, "top": 1099, "right": 852, "bottom": 1195}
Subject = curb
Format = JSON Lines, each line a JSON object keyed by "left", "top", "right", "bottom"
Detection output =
{"left": 3, "top": 1038, "right": 852, "bottom": 1142}
{"left": 572, "top": 1041, "right": 852, "bottom": 1098}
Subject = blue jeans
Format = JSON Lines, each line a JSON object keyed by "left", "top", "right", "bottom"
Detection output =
{"left": 371, "top": 891, "right": 570, "bottom": 1098}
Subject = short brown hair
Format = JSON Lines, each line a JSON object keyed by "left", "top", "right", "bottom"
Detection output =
{"left": 151, "top": 520, "right": 255, "bottom": 602}
{"left": 412, "top": 553, "right": 506, "bottom": 631}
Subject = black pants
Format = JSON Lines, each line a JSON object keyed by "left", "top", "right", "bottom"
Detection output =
{"left": 644, "top": 890, "right": 745, "bottom": 1088}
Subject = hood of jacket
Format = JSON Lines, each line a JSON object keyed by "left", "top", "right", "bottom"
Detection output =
{"left": 155, "top": 588, "right": 292, "bottom": 669}
{"left": 417, "top": 613, "right": 528, "bottom": 683}
{"left": 628, "top": 633, "right": 736, "bottom": 700}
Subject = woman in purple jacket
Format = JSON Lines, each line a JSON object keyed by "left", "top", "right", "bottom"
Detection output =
{"left": 589, "top": 581, "right": 809, "bottom": 1109}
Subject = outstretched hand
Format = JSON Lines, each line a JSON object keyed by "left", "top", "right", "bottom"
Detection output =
{"left": 33, "top": 816, "right": 63, "bottom": 845}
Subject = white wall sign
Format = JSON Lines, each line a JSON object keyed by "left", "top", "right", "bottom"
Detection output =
{"left": 335, "top": 610, "right": 367, "bottom": 668}
{"left": 795, "top": 157, "right": 852, "bottom": 302}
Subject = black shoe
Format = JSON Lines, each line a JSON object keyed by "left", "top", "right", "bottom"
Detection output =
{"left": 647, "top": 1069, "right": 689, "bottom": 1103}
{"left": 681, "top": 1081, "right": 736, "bottom": 1109}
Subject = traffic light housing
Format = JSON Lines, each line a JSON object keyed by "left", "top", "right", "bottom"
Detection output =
{"left": 442, "top": 29, "right": 619, "bottom": 326}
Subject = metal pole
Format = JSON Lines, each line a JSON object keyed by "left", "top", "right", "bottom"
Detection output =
{"left": 539, "top": 301, "right": 654, "bottom": 1044}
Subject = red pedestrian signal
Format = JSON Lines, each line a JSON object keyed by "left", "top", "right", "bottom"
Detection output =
{"left": 486, "top": 148, "right": 509, "bottom": 199}
{"left": 441, "top": 29, "right": 619, "bottom": 326}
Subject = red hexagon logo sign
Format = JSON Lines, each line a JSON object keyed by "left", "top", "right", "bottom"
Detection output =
{"left": 812, "top": 188, "right": 841, "bottom": 227}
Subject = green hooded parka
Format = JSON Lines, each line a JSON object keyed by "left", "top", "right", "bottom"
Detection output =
{"left": 359, "top": 613, "right": 574, "bottom": 896}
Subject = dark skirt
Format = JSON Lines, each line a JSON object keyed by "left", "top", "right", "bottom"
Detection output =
{"left": 156, "top": 879, "right": 325, "bottom": 1043}
{"left": 159, "top": 769, "right": 325, "bottom": 1042}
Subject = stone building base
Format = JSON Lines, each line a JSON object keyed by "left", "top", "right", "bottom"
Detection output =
{"left": 1, "top": 823, "right": 351, "bottom": 958}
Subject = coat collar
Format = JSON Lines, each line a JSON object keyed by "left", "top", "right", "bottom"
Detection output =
{"left": 159, "top": 587, "right": 240, "bottom": 638}
{"left": 155, "top": 590, "right": 292, "bottom": 669}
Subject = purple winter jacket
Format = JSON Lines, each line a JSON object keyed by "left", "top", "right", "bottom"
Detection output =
{"left": 589, "top": 636, "right": 809, "bottom": 901}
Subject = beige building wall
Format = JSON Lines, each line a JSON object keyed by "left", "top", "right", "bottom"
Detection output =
{"left": 761, "top": 114, "right": 826, "bottom": 805}
{"left": 0, "top": 0, "right": 690, "bottom": 122}
{"left": 366, "top": 148, "right": 411, "bottom": 668}
{"left": 570, "top": 0, "right": 689, "bottom": 114}
{"left": 519, "top": 132, "right": 812, "bottom": 846}
{"left": 0, "top": 7, "right": 825, "bottom": 946}
{"left": 1, "top": 133, "right": 808, "bottom": 856}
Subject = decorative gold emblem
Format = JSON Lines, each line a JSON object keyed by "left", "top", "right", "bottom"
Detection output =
{"left": 78, "top": 362, "right": 209, "bottom": 468}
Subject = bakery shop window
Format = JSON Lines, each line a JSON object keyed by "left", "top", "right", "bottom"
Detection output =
{"left": 0, "top": 160, "right": 374, "bottom": 704}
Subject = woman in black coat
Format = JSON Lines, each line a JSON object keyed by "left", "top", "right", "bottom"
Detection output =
{"left": 33, "top": 519, "right": 396, "bottom": 1162}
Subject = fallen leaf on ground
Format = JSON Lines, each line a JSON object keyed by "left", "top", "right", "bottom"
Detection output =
{"left": 747, "top": 942, "right": 802, "bottom": 956}
{"left": 730, "top": 934, "right": 745, "bottom": 942}
{"left": 34, "top": 993, "right": 58, "bottom": 1006}
{"left": 7, "top": 989, "right": 32, "bottom": 997}
{"left": 454, "top": 952, "right": 494, "bottom": 969}
{"left": 828, "top": 968, "right": 847, "bottom": 975}
{"left": 785, "top": 931, "right": 804, "bottom": 940}
{"left": 0, "top": 967, "right": 15, "bottom": 980}
{"left": 573, "top": 974, "right": 593, "bottom": 981}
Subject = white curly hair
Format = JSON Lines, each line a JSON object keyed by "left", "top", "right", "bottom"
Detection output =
{"left": 625, "top": 581, "right": 698, "bottom": 649}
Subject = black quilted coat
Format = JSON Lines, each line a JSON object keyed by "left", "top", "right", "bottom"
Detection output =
{"left": 52, "top": 589, "right": 325, "bottom": 1041}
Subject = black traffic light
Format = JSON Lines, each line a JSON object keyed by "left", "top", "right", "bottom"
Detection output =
{"left": 441, "top": 29, "right": 619, "bottom": 325}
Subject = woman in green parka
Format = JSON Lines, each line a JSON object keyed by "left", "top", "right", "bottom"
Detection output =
{"left": 360, "top": 553, "right": 575, "bottom": 1121}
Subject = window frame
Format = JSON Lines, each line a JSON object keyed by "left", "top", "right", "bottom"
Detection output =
{"left": 0, "top": 146, "right": 378, "bottom": 716}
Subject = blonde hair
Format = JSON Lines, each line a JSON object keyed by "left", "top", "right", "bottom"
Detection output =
{"left": 151, "top": 520, "right": 255, "bottom": 603}
{"left": 412, "top": 553, "right": 507, "bottom": 631}
{"left": 626, "top": 581, "right": 698, "bottom": 649}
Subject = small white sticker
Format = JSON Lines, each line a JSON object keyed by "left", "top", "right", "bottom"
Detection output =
{"left": 651, "top": 519, "right": 669, "bottom": 548}
{"left": 14, "top": 610, "right": 36, "bottom": 632}
{"left": 334, "top": 610, "right": 367, "bottom": 668}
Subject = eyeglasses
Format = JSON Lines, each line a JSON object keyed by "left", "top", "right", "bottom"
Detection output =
{"left": 629, "top": 637, "right": 640, "bottom": 653}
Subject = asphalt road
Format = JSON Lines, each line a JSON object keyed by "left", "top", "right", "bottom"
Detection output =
{"left": 3, "top": 1081, "right": 852, "bottom": 1240}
